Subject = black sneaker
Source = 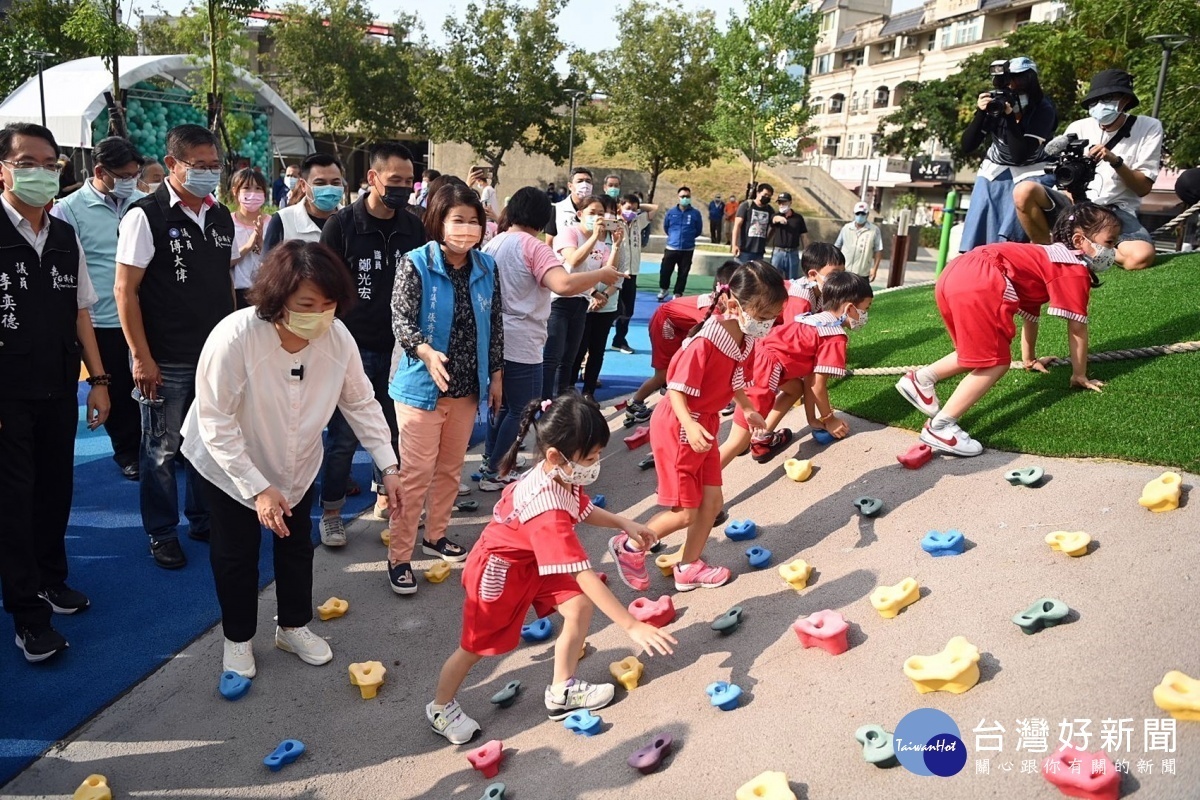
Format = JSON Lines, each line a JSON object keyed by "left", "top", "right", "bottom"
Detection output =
{"left": 611, "top": 341, "right": 635, "bottom": 355}
{"left": 720, "top": 401, "right": 736, "bottom": 417}
{"left": 422, "top": 537, "right": 469, "bottom": 563}
{"left": 120, "top": 462, "right": 139, "bottom": 481}
{"left": 38, "top": 584, "right": 90, "bottom": 614}
{"left": 15, "top": 625, "right": 68, "bottom": 663}
{"left": 388, "top": 562, "right": 417, "bottom": 596}
{"left": 150, "top": 538, "right": 187, "bottom": 570}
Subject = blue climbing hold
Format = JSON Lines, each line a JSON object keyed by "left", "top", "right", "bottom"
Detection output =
{"left": 921, "top": 529, "right": 965, "bottom": 557}
{"left": 705, "top": 681, "right": 743, "bottom": 711}
{"left": 219, "top": 670, "right": 251, "bottom": 701}
{"left": 812, "top": 429, "right": 836, "bottom": 445}
{"left": 520, "top": 616, "right": 553, "bottom": 642}
{"left": 724, "top": 519, "right": 758, "bottom": 541}
{"left": 593, "top": 494, "right": 607, "bottom": 509}
{"left": 746, "top": 546, "right": 772, "bottom": 569}
{"left": 471, "top": 472, "right": 482, "bottom": 482}
{"left": 563, "top": 708, "right": 603, "bottom": 736}
{"left": 264, "top": 739, "right": 305, "bottom": 772}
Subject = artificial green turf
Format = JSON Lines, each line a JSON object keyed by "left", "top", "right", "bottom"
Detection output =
{"left": 828, "top": 254, "right": 1200, "bottom": 473}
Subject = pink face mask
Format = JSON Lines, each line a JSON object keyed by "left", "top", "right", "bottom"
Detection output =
{"left": 443, "top": 222, "right": 482, "bottom": 255}
{"left": 240, "top": 191, "right": 265, "bottom": 211}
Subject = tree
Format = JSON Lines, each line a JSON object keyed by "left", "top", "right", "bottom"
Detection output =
{"left": 416, "top": 0, "right": 580, "bottom": 188}
{"left": 268, "top": 0, "right": 422, "bottom": 148}
{"left": 0, "top": 0, "right": 91, "bottom": 101}
{"left": 201, "top": 0, "right": 263, "bottom": 142}
{"left": 876, "top": 0, "right": 1200, "bottom": 167}
{"left": 590, "top": 0, "right": 719, "bottom": 201}
{"left": 63, "top": 0, "right": 137, "bottom": 133}
{"left": 710, "top": 0, "right": 821, "bottom": 184}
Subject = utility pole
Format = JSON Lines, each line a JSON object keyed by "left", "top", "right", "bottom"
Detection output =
{"left": 1148, "top": 35, "right": 1188, "bottom": 119}
{"left": 28, "top": 50, "right": 57, "bottom": 128}
{"left": 567, "top": 90, "right": 586, "bottom": 177}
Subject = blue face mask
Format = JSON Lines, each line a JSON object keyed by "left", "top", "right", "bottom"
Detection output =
{"left": 182, "top": 168, "right": 221, "bottom": 198}
{"left": 311, "top": 185, "right": 344, "bottom": 212}
{"left": 679, "top": 197, "right": 692, "bottom": 207}
{"left": 854, "top": 213, "right": 868, "bottom": 224}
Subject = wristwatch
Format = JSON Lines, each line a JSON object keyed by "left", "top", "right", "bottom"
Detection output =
{"left": 1111, "top": 156, "right": 1125, "bottom": 169}
{"left": 382, "top": 465, "right": 399, "bottom": 477}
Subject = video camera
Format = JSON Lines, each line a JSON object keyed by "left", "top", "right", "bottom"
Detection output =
{"left": 1044, "top": 133, "right": 1097, "bottom": 200}
{"left": 986, "top": 60, "right": 1019, "bottom": 117}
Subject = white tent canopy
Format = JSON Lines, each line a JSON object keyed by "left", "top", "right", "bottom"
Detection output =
{"left": 0, "top": 55, "right": 314, "bottom": 155}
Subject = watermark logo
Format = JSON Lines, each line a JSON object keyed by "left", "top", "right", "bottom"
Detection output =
{"left": 894, "top": 708, "right": 968, "bottom": 777}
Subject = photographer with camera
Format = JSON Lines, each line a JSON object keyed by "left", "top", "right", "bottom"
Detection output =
{"left": 1013, "top": 69, "right": 1162, "bottom": 271}
{"left": 959, "top": 57, "right": 1058, "bottom": 252}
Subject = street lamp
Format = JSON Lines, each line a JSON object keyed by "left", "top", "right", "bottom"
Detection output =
{"left": 1147, "top": 34, "right": 1188, "bottom": 119}
{"left": 567, "top": 90, "right": 586, "bottom": 177}
{"left": 27, "top": 50, "right": 56, "bottom": 128}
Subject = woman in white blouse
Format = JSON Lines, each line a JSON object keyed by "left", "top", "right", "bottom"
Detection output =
{"left": 181, "top": 240, "right": 401, "bottom": 679}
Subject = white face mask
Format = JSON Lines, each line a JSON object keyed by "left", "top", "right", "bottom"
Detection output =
{"left": 848, "top": 308, "right": 869, "bottom": 330}
{"left": 1082, "top": 238, "right": 1117, "bottom": 272}
{"left": 557, "top": 459, "right": 601, "bottom": 486}
{"left": 573, "top": 181, "right": 593, "bottom": 199}
{"left": 779, "top": 205, "right": 791, "bottom": 214}
{"left": 738, "top": 309, "right": 775, "bottom": 339}
{"left": 1089, "top": 100, "right": 1122, "bottom": 126}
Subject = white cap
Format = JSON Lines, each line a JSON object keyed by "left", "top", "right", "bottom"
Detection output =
{"left": 1009, "top": 56, "right": 1037, "bottom": 74}
{"left": 854, "top": 201, "right": 869, "bottom": 214}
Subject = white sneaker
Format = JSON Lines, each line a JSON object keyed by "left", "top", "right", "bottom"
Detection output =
{"left": 319, "top": 515, "right": 347, "bottom": 547}
{"left": 544, "top": 678, "right": 615, "bottom": 720}
{"left": 224, "top": 638, "right": 256, "bottom": 678}
{"left": 920, "top": 420, "right": 984, "bottom": 457}
{"left": 275, "top": 625, "right": 333, "bottom": 665}
{"left": 426, "top": 699, "right": 481, "bottom": 745}
{"left": 895, "top": 371, "right": 940, "bottom": 417}
{"left": 458, "top": 482, "right": 471, "bottom": 496}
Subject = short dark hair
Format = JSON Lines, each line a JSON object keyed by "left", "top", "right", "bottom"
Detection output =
{"left": 300, "top": 153, "right": 343, "bottom": 179}
{"left": 424, "top": 183, "right": 486, "bottom": 244}
{"left": 605, "top": 174, "right": 621, "bottom": 184}
{"left": 422, "top": 168, "right": 441, "bottom": 183}
{"left": 499, "top": 392, "right": 610, "bottom": 475}
{"left": 712, "top": 259, "right": 740, "bottom": 289}
{"left": 368, "top": 141, "right": 414, "bottom": 171}
{"left": 574, "top": 195, "right": 607, "bottom": 219}
{"left": 821, "top": 271, "right": 873, "bottom": 310}
{"left": 0, "top": 122, "right": 59, "bottom": 161}
{"left": 230, "top": 167, "right": 268, "bottom": 194}
{"left": 166, "top": 124, "right": 220, "bottom": 160}
{"left": 621, "top": 193, "right": 641, "bottom": 207}
{"left": 570, "top": 167, "right": 593, "bottom": 182}
{"left": 678, "top": 186, "right": 691, "bottom": 194}
{"left": 501, "top": 186, "right": 553, "bottom": 231}
{"left": 801, "top": 242, "right": 845, "bottom": 274}
{"left": 757, "top": 183, "right": 774, "bottom": 195}
{"left": 248, "top": 240, "right": 356, "bottom": 322}
{"left": 93, "top": 136, "right": 142, "bottom": 171}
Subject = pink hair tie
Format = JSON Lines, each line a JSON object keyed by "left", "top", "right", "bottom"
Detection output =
{"left": 716, "top": 283, "right": 730, "bottom": 293}
{"left": 540, "top": 399, "right": 552, "bottom": 413}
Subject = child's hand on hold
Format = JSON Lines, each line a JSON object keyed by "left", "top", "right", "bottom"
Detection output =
{"left": 826, "top": 416, "right": 850, "bottom": 438}
{"left": 626, "top": 621, "right": 676, "bottom": 657}
{"left": 1070, "top": 375, "right": 1105, "bottom": 393}
{"left": 685, "top": 422, "right": 714, "bottom": 453}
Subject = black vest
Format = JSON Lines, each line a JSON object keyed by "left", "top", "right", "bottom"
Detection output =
{"left": 0, "top": 207, "right": 82, "bottom": 399}
{"left": 131, "top": 184, "right": 234, "bottom": 364}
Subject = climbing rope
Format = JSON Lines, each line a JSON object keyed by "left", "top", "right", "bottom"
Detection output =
{"left": 846, "top": 340, "right": 1200, "bottom": 377}
{"left": 1151, "top": 199, "right": 1200, "bottom": 237}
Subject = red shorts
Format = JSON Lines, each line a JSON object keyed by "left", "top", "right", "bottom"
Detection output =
{"left": 936, "top": 253, "right": 1018, "bottom": 369}
{"left": 649, "top": 308, "right": 685, "bottom": 371}
{"left": 649, "top": 402, "right": 722, "bottom": 508}
{"left": 459, "top": 546, "right": 582, "bottom": 656}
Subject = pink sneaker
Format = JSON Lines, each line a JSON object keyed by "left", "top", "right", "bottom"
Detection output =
{"left": 608, "top": 533, "right": 650, "bottom": 591}
{"left": 673, "top": 559, "right": 731, "bottom": 591}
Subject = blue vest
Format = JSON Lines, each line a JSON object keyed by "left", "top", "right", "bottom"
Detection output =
{"left": 388, "top": 241, "right": 496, "bottom": 411}
{"left": 54, "top": 181, "right": 143, "bottom": 327}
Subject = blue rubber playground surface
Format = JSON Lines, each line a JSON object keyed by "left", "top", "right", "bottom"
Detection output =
{"left": 0, "top": 280, "right": 668, "bottom": 787}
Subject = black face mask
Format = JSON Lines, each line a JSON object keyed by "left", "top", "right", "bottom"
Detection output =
{"left": 379, "top": 185, "right": 412, "bottom": 209}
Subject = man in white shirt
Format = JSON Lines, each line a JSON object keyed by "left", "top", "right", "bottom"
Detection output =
{"left": 835, "top": 201, "right": 884, "bottom": 281}
{"left": 1013, "top": 69, "right": 1162, "bottom": 270}
{"left": 544, "top": 166, "right": 595, "bottom": 241}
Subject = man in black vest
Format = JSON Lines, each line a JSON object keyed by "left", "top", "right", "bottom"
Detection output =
{"left": 316, "top": 141, "right": 425, "bottom": 547}
{"left": 0, "top": 122, "right": 111, "bottom": 662}
{"left": 115, "top": 124, "right": 236, "bottom": 570}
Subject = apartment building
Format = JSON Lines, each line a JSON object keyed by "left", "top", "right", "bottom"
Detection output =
{"left": 804, "top": 0, "right": 1065, "bottom": 218}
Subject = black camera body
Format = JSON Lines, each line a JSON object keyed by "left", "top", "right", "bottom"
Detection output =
{"left": 1045, "top": 134, "right": 1097, "bottom": 199}
{"left": 985, "top": 59, "right": 1020, "bottom": 117}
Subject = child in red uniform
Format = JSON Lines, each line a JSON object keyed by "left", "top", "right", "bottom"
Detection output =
{"left": 610, "top": 261, "right": 787, "bottom": 592}
{"left": 781, "top": 242, "right": 846, "bottom": 320}
{"left": 624, "top": 260, "right": 739, "bottom": 425}
{"left": 895, "top": 202, "right": 1117, "bottom": 456}
{"left": 426, "top": 394, "right": 675, "bottom": 745}
{"left": 719, "top": 272, "right": 874, "bottom": 465}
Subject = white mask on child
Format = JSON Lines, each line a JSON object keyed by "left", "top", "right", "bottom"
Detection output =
{"left": 557, "top": 459, "right": 601, "bottom": 486}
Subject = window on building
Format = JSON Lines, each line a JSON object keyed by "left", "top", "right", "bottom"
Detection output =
{"left": 873, "top": 86, "right": 890, "bottom": 108}
{"left": 820, "top": 11, "right": 835, "bottom": 34}
{"left": 893, "top": 81, "right": 915, "bottom": 106}
{"left": 814, "top": 53, "right": 833, "bottom": 75}
{"left": 925, "top": 33, "right": 936, "bottom": 51}
{"left": 810, "top": 96, "right": 825, "bottom": 115}
{"left": 823, "top": 136, "right": 841, "bottom": 157}
{"left": 880, "top": 39, "right": 897, "bottom": 60}
{"left": 850, "top": 91, "right": 860, "bottom": 113}
{"left": 829, "top": 93, "right": 845, "bottom": 114}
{"left": 840, "top": 48, "right": 865, "bottom": 68}
{"left": 940, "top": 17, "right": 982, "bottom": 49}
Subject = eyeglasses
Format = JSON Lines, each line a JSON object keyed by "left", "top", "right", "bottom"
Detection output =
{"left": 1, "top": 160, "right": 62, "bottom": 174}
{"left": 103, "top": 167, "right": 141, "bottom": 181}
{"left": 176, "top": 159, "right": 223, "bottom": 172}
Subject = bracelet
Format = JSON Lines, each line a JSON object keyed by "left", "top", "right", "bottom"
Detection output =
{"left": 818, "top": 411, "right": 835, "bottom": 422}
{"left": 382, "top": 465, "right": 399, "bottom": 477}
{"left": 86, "top": 373, "right": 111, "bottom": 386}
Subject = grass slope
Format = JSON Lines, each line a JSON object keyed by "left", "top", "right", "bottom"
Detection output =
{"left": 828, "top": 254, "right": 1200, "bottom": 473}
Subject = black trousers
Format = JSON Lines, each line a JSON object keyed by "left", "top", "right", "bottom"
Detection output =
{"left": 659, "top": 249, "right": 695, "bottom": 296}
{"left": 710, "top": 218, "right": 723, "bottom": 245}
{"left": 94, "top": 326, "right": 140, "bottom": 469}
{"left": 200, "top": 476, "right": 316, "bottom": 643}
{"left": 611, "top": 277, "right": 639, "bottom": 346}
{"left": 571, "top": 312, "right": 618, "bottom": 396}
{"left": 235, "top": 289, "right": 252, "bottom": 310}
{"left": 0, "top": 396, "right": 77, "bottom": 631}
